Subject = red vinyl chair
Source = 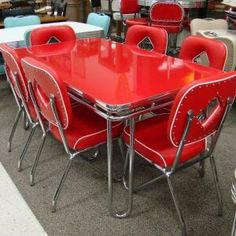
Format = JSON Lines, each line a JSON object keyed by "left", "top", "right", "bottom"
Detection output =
{"left": 179, "top": 35, "right": 227, "bottom": 70}
{"left": 21, "top": 57, "right": 124, "bottom": 212}
{"left": 0, "top": 44, "right": 39, "bottom": 170}
{"left": 28, "top": 25, "right": 76, "bottom": 46}
{"left": 125, "top": 25, "right": 168, "bottom": 54}
{"left": 152, "top": 35, "right": 227, "bottom": 115}
{"left": 120, "top": 0, "right": 149, "bottom": 33}
{"left": 123, "top": 72, "right": 236, "bottom": 235}
{"left": 150, "top": 1, "right": 184, "bottom": 51}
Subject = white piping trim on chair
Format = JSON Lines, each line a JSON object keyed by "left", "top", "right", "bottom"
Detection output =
{"left": 123, "top": 127, "right": 167, "bottom": 167}
{"left": 169, "top": 73, "right": 236, "bottom": 148}
{"left": 73, "top": 121, "right": 122, "bottom": 150}
{"left": 21, "top": 57, "right": 70, "bottom": 130}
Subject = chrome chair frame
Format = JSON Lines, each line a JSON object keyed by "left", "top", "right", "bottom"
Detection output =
{"left": 231, "top": 170, "right": 236, "bottom": 236}
{"left": 4, "top": 68, "right": 39, "bottom": 171}
{"left": 122, "top": 97, "right": 234, "bottom": 235}
{"left": 28, "top": 81, "right": 124, "bottom": 212}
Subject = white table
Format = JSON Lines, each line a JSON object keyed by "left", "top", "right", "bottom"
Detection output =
{"left": 0, "top": 21, "right": 104, "bottom": 44}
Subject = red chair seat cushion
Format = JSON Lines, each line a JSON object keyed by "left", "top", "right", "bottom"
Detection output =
{"left": 126, "top": 18, "right": 149, "bottom": 27}
{"left": 50, "top": 104, "right": 123, "bottom": 151}
{"left": 151, "top": 23, "right": 183, "bottom": 33}
{"left": 123, "top": 114, "right": 206, "bottom": 168}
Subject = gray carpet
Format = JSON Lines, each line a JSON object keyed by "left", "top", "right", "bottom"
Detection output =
{"left": 0, "top": 79, "right": 235, "bottom": 236}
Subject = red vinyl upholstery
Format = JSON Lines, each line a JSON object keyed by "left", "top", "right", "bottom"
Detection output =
{"left": 21, "top": 57, "right": 123, "bottom": 151}
{"left": 179, "top": 35, "right": 227, "bottom": 70}
{"left": 0, "top": 44, "right": 36, "bottom": 120}
{"left": 125, "top": 25, "right": 168, "bottom": 54}
{"left": 150, "top": 1, "right": 184, "bottom": 34}
{"left": 124, "top": 72, "right": 236, "bottom": 168}
{"left": 29, "top": 25, "right": 76, "bottom": 46}
{"left": 120, "top": 0, "right": 149, "bottom": 28}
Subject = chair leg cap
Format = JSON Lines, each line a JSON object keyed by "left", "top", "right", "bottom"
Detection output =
{"left": 51, "top": 201, "right": 56, "bottom": 213}
{"left": 17, "top": 161, "right": 22, "bottom": 172}
{"left": 30, "top": 174, "right": 35, "bottom": 186}
{"left": 8, "top": 142, "right": 11, "bottom": 152}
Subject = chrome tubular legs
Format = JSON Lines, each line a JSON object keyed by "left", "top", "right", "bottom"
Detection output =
{"left": 198, "top": 160, "right": 205, "bottom": 178}
{"left": 108, "top": 118, "right": 134, "bottom": 218}
{"left": 167, "top": 176, "right": 186, "bottom": 236}
{"left": 52, "top": 157, "right": 73, "bottom": 213}
{"left": 8, "top": 108, "right": 22, "bottom": 152}
{"left": 23, "top": 110, "right": 29, "bottom": 130}
{"left": 231, "top": 211, "right": 236, "bottom": 236}
{"left": 210, "top": 155, "right": 223, "bottom": 216}
{"left": 18, "top": 123, "right": 38, "bottom": 171}
{"left": 30, "top": 133, "right": 47, "bottom": 186}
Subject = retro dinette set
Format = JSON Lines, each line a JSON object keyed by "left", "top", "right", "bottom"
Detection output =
{"left": 1, "top": 4, "right": 236, "bottom": 236}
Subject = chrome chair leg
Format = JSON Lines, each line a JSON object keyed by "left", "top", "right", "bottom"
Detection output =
{"left": 198, "top": 160, "right": 205, "bottom": 178}
{"left": 18, "top": 123, "right": 38, "bottom": 171}
{"left": 23, "top": 110, "right": 29, "bottom": 130}
{"left": 122, "top": 150, "right": 129, "bottom": 190}
{"left": 87, "top": 147, "right": 100, "bottom": 161}
{"left": 210, "top": 155, "right": 223, "bottom": 216}
{"left": 231, "top": 211, "right": 236, "bottom": 236}
{"left": 8, "top": 108, "right": 22, "bottom": 152}
{"left": 52, "top": 158, "right": 73, "bottom": 213}
{"left": 30, "top": 133, "right": 47, "bottom": 186}
{"left": 167, "top": 176, "right": 187, "bottom": 236}
{"left": 118, "top": 136, "right": 126, "bottom": 160}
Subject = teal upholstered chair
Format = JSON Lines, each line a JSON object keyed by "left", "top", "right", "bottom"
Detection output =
{"left": 86, "top": 12, "right": 111, "bottom": 38}
{"left": 3, "top": 15, "right": 41, "bottom": 28}
{"left": 0, "top": 15, "right": 41, "bottom": 75}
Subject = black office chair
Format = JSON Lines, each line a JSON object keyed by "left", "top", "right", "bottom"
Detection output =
{"left": 51, "top": 0, "right": 67, "bottom": 16}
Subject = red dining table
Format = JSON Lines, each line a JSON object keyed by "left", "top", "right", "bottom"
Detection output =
{"left": 12, "top": 37, "right": 223, "bottom": 217}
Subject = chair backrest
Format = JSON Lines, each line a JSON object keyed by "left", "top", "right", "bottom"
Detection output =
{"left": 125, "top": 25, "right": 168, "bottom": 54}
{"left": 167, "top": 72, "right": 236, "bottom": 147}
{"left": 120, "top": 0, "right": 140, "bottom": 14}
{"left": 21, "top": 57, "right": 72, "bottom": 130}
{"left": 86, "top": 13, "right": 111, "bottom": 37}
{"left": 29, "top": 25, "right": 76, "bottom": 46}
{"left": 179, "top": 35, "right": 227, "bottom": 70}
{"left": 0, "top": 44, "right": 29, "bottom": 102}
{"left": 150, "top": 1, "right": 184, "bottom": 24}
{"left": 190, "top": 18, "right": 228, "bottom": 35}
{"left": 3, "top": 15, "right": 40, "bottom": 28}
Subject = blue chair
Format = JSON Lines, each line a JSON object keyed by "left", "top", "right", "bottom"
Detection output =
{"left": 86, "top": 12, "right": 111, "bottom": 38}
{"left": 0, "top": 15, "right": 41, "bottom": 75}
{"left": 3, "top": 15, "right": 41, "bottom": 28}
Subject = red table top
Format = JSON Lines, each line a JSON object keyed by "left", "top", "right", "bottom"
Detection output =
{"left": 13, "top": 38, "right": 222, "bottom": 113}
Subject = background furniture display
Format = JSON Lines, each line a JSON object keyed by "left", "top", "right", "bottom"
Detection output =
{"left": 0, "top": 21, "right": 104, "bottom": 45}
{"left": 197, "top": 29, "right": 236, "bottom": 71}
{"left": 86, "top": 12, "right": 111, "bottom": 38}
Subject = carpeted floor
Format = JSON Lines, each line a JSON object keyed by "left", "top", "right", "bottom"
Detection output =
{"left": 0, "top": 79, "right": 236, "bottom": 236}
